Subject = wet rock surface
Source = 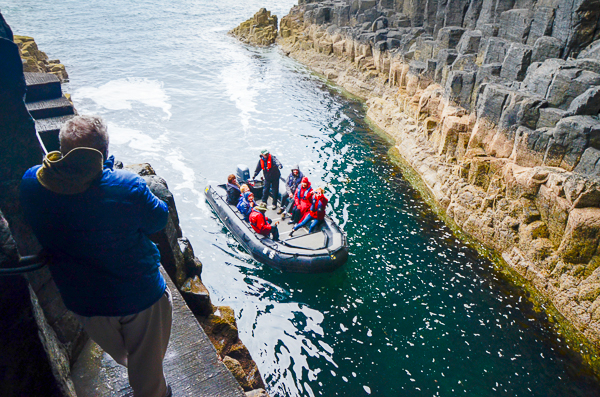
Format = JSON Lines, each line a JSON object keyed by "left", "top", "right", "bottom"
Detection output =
{"left": 267, "top": 0, "right": 600, "bottom": 369}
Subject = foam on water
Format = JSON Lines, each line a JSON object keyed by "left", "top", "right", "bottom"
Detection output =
{"left": 108, "top": 124, "right": 165, "bottom": 153}
{"left": 221, "top": 58, "right": 258, "bottom": 134}
{"left": 76, "top": 78, "right": 172, "bottom": 118}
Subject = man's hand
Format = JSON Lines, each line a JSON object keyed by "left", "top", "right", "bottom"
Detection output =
{"left": 288, "top": 193, "right": 293, "bottom": 198}
{"left": 274, "top": 221, "right": 279, "bottom": 226}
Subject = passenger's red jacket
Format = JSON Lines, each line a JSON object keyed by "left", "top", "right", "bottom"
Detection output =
{"left": 249, "top": 209, "right": 272, "bottom": 236}
{"left": 294, "top": 179, "right": 313, "bottom": 216}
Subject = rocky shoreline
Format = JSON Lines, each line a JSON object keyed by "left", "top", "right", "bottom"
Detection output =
{"left": 236, "top": 0, "right": 600, "bottom": 371}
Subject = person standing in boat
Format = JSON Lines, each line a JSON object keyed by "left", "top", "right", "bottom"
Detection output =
{"left": 252, "top": 149, "right": 282, "bottom": 210}
{"left": 226, "top": 174, "right": 242, "bottom": 205}
{"left": 290, "top": 187, "right": 328, "bottom": 236}
{"left": 280, "top": 164, "right": 304, "bottom": 218}
{"left": 249, "top": 203, "right": 280, "bottom": 241}
{"left": 290, "top": 176, "right": 313, "bottom": 224}
{"left": 237, "top": 191, "right": 255, "bottom": 222}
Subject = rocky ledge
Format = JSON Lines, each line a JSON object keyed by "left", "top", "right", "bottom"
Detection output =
{"left": 235, "top": 0, "right": 600, "bottom": 369}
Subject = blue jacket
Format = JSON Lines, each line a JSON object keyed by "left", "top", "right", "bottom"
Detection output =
{"left": 20, "top": 151, "right": 169, "bottom": 317}
{"left": 236, "top": 192, "right": 253, "bottom": 222}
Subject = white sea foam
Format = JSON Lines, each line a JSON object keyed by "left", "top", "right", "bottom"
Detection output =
{"left": 75, "top": 77, "right": 172, "bottom": 118}
{"left": 108, "top": 124, "right": 163, "bottom": 152}
{"left": 220, "top": 58, "right": 258, "bottom": 133}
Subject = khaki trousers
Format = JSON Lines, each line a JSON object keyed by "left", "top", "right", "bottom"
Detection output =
{"left": 75, "top": 288, "right": 173, "bottom": 397}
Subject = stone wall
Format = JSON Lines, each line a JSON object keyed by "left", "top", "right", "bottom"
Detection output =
{"left": 274, "top": 0, "right": 600, "bottom": 364}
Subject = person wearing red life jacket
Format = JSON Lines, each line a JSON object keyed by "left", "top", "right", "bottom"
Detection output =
{"left": 290, "top": 176, "right": 313, "bottom": 224}
{"left": 252, "top": 149, "right": 283, "bottom": 210}
{"left": 249, "top": 203, "right": 280, "bottom": 241}
{"left": 290, "top": 187, "right": 328, "bottom": 236}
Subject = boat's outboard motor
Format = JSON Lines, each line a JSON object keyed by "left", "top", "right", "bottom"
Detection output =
{"left": 236, "top": 164, "right": 250, "bottom": 184}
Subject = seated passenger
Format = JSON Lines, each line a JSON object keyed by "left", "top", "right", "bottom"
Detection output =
{"left": 290, "top": 187, "right": 328, "bottom": 236}
{"left": 237, "top": 192, "right": 255, "bottom": 222}
{"left": 290, "top": 177, "right": 312, "bottom": 224}
{"left": 249, "top": 203, "right": 279, "bottom": 241}
{"left": 280, "top": 164, "right": 304, "bottom": 218}
{"left": 226, "top": 174, "right": 241, "bottom": 205}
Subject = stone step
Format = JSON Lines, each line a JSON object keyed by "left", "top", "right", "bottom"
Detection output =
{"left": 24, "top": 72, "right": 62, "bottom": 103}
{"left": 26, "top": 96, "right": 75, "bottom": 120}
{"left": 35, "top": 114, "right": 75, "bottom": 153}
{"left": 71, "top": 268, "right": 245, "bottom": 397}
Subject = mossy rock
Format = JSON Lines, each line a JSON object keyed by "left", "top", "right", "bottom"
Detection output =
{"left": 223, "top": 356, "right": 251, "bottom": 391}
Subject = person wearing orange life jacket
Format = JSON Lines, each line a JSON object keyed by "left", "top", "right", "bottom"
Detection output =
{"left": 249, "top": 203, "right": 280, "bottom": 241}
{"left": 252, "top": 149, "right": 283, "bottom": 210}
{"left": 290, "top": 176, "right": 313, "bottom": 224}
{"left": 290, "top": 187, "right": 328, "bottom": 236}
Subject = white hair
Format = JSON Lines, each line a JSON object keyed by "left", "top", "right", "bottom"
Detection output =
{"left": 59, "top": 115, "right": 109, "bottom": 157}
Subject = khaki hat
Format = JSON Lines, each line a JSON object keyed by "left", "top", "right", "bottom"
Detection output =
{"left": 36, "top": 147, "right": 104, "bottom": 195}
{"left": 256, "top": 203, "right": 267, "bottom": 212}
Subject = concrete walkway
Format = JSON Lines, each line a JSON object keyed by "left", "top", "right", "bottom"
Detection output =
{"left": 71, "top": 269, "right": 245, "bottom": 397}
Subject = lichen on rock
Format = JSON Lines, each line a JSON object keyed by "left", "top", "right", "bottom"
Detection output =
{"left": 13, "top": 35, "right": 68, "bottom": 81}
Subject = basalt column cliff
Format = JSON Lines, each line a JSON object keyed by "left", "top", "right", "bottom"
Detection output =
{"left": 276, "top": 0, "right": 600, "bottom": 358}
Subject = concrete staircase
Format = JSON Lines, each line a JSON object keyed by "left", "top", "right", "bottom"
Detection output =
{"left": 24, "top": 72, "right": 75, "bottom": 152}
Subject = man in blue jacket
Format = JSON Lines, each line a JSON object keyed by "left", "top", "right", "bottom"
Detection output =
{"left": 20, "top": 115, "right": 172, "bottom": 397}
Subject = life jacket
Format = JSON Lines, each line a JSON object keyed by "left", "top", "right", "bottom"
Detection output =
{"left": 260, "top": 154, "right": 272, "bottom": 172}
{"left": 295, "top": 184, "right": 312, "bottom": 201}
{"left": 309, "top": 194, "right": 328, "bottom": 220}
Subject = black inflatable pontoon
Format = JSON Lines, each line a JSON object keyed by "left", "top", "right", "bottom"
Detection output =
{"left": 204, "top": 165, "right": 348, "bottom": 273}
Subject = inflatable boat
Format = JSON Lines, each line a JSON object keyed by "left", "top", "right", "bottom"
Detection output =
{"left": 204, "top": 165, "right": 348, "bottom": 273}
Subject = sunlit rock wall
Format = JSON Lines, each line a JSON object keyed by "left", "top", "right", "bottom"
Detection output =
{"left": 277, "top": 0, "right": 600, "bottom": 352}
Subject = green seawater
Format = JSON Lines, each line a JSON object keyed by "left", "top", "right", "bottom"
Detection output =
{"left": 2, "top": 0, "right": 600, "bottom": 395}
